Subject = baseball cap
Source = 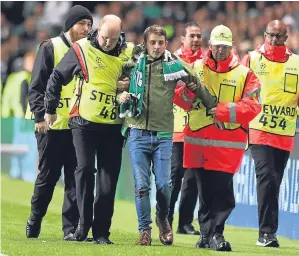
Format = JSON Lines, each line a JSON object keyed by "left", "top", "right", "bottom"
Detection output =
{"left": 210, "top": 25, "right": 233, "bottom": 46}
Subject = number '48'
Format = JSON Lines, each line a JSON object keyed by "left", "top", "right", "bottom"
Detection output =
{"left": 258, "top": 114, "right": 286, "bottom": 130}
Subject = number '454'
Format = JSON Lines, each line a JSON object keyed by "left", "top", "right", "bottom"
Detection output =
{"left": 258, "top": 114, "right": 286, "bottom": 130}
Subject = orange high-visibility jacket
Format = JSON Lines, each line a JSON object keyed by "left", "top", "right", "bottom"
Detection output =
{"left": 174, "top": 50, "right": 261, "bottom": 174}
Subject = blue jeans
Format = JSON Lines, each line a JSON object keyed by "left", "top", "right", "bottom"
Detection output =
{"left": 128, "top": 128, "right": 173, "bottom": 232}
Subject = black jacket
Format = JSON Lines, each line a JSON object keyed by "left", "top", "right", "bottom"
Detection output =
{"left": 44, "top": 29, "right": 127, "bottom": 131}
{"left": 28, "top": 32, "right": 71, "bottom": 123}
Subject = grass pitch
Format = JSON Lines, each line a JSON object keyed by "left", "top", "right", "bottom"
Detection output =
{"left": 1, "top": 175, "right": 299, "bottom": 255}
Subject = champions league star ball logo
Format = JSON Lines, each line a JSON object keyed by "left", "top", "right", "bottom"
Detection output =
{"left": 257, "top": 62, "right": 269, "bottom": 75}
{"left": 260, "top": 63, "right": 266, "bottom": 70}
{"left": 95, "top": 57, "right": 106, "bottom": 70}
{"left": 198, "top": 71, "right": 204, "bottom": 77}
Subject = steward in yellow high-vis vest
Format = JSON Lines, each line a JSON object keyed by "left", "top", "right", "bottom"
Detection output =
{"left": 26, "top": 37, "right": 76, "bottom": 129}
{"left": 43, "top": 16, "right": 134, "bottom": 243}
{"left": 242, "top": 20, "right": 299, "bottom": 247}
{"left": 25, "top": 5, "right": 93, "bottom": 241}
{"left": 246, "top": 48, "right": 299, "bottom": 151}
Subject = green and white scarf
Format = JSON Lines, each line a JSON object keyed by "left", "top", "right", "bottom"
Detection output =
{"left": 119, "top": 50, "right": 188, "bottom": 118}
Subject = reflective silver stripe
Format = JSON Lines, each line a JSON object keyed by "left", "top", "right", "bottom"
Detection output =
{"left": 185, "top": 136, "right": 246, "bottom": 149}
{"left": 228, "top": 102, "right": 236, "bottom": 123}
{"left": 182, "top": 88, "right": 194, "bottom": 102}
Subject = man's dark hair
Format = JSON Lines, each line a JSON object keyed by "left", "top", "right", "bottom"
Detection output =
{"left": 143, "top": 25, "right": 167, "bottom": 43}
{"left": 182, "top": 22, "right": 200, "bottom": 36}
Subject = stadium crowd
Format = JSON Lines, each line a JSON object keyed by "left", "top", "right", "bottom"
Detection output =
{"left": 1, "top": 1, "right": 299, "bottom": 86}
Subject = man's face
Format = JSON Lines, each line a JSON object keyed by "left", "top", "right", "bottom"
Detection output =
{"left": 211, "top": 44, "right": 232, "bottom": 61}
{"left": 97, "top": 24, "right": 120, "bottom": 52}
{"left": 264, "top": 26, "right": 288, "bottom": 46}
{"left": 69, "top": 19, "right": 92, "bottom": 42}
{"left": 181, "top": 26, "right": 202, "bottom": 52}
{"left": 146, "top": 33, "right": 167, "bottom": 59}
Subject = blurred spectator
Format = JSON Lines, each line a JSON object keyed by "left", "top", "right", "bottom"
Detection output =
{"left": 42, "top": 1, "right": 72, "bottom": 35}
{"left": 1, "top": 13, "right": 11, "bottom": 44}
{"left": 2, "top": 51, "right": 35, "bottom": 118}
{"left": 92, "top": 4, "right": 108, "bottom": 29}
{"left": 35, "top": 21, "right": 51, "bottom": 46}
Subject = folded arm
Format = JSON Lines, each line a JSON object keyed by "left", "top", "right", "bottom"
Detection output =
{"left": 44, "top": 47, "right": 82, "bottom": 114}
{"left": 216, "top": 70, "right": 262, "bottom": 125}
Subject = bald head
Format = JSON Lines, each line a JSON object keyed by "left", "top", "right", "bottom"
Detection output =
{"left": 266, "top": 20, "right": 287, "bottom": 35}
{"left": 99, "top": 15, "right": 121, "bottom": 30}
{"left": 265, "top": 20, "right": 288, "bottom": 46}
{"left": 98, "top": 15, "right": 122, "bottom": 52}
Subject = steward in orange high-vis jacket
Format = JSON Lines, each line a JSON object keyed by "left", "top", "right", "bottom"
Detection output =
{"left": 174, "top": 25, "right": 261, "bottom": 252}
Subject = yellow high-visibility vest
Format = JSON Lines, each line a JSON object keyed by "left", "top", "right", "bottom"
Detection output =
{"left": 25, "top": 36, "right": 76, "bottom": 130}
{"left": 2, "top": 71, "right": 31, "bottom": 118}
{"left": 173, "top": 104, "right": 188, "bottom": 132}
{"left": 249, "top": 51, "right": 299, "bottom": 137}
{"left": 70, "top": 39, "right": 133, "bottom": 124}
{"left": 189, "top": 59, "right": 249, "bottom": 131}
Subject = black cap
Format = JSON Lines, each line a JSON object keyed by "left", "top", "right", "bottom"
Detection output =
{"left": 64, "top": 5, "right": 93, "bottom": 32}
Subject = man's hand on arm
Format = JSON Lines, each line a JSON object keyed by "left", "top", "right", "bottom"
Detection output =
{"left": 186, "top": 82, "right": 198, "bottom": 92}
{"left": 119, "top": 91, "right": 131, "bottom": 103}
{"left": 117, "top": 77, "right": 130, "bottom": 92}
{"left": 209, "top": 107, "right": 224, "bottom": 130}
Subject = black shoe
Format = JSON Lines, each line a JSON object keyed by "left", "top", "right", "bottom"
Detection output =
{"left": 195, "top": 234, "right": 210, "bottom": 248}
{"left": 64, "top": 230, "right": 75, "bottom": 241}
{"left": 73, "top": 224, "right": 89, "bottom": 242}
{"left": 26, "top": 215, "right": 42, "bottom": 238}
{"left": 209, "top": 233, "right": 232, "bottom": 252}
{"left": 93, "top": 237, "right": 114, "bottom": 244}
{"left": 256, "top": 233, "right": 279, "bottom": 248}
{"left": 177, "top": 224, "right": 200, "bottom": 235}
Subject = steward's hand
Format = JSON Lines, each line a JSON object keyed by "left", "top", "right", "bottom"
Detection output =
{"left": 35, "top": 120, "right": 49, "bottom": 134}
{"left": 44, "top": 113, "right": 57, "bottom": 127}
{"left": 120, "top": 91, "right": 131, "bottom": 103}
{"left": 209, "top": 108, "right": 224, "bottom": 130}
{"left": 186, "top": 82, "right": 198, "bottom": 92}
{"left": 117, "top": 77, "right": 130, "bottom": 92}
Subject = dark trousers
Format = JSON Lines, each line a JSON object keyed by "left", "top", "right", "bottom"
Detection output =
{"left": 31, "top": 130, "right": 78, "bottom": 236}
{"left": 169, "top": 142, "right": 198, "bottom": 227}
{"left": 250, "top": 144, "right": 290, "bottom": 236}
{"left": 71, "top": 125, "right": 123, "bottom": 239}
{"left": 194, "top": 168, "right": 235, "bottom": 239}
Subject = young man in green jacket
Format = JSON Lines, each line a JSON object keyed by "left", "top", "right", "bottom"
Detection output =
{"left": 119, "top": 25, "right": 217, "bottom": 246}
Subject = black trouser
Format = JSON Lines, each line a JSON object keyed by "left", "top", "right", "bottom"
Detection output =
{"left": 194, "top": 168, "right": 235, "bottom": 240}
{"left": 71, "top": 125, "right": 123, "bottom": 239}
{"left": 31, "top": 130, "right": 78, "bottom": 236}
{"left": 250, "top": 144, "right": 290, "bottom": 236}
{"left": 169, "top": 142, "right": 198, "bottom": 227}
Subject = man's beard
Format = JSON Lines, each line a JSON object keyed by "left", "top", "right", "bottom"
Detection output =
{"left": 69, "top": 29, "right": 81, "bottom": 42}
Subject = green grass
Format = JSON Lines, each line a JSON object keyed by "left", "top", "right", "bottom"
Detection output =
{"left": 1, "top": 175, "right": 299, "bottom": 256}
